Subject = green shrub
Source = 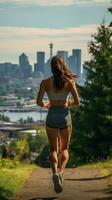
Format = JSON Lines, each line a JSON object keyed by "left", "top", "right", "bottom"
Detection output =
{"left": 0, "top": 164, "right": 36, "bottom": 200}
{"left": 0, "top": 157, "right": 20, "bottom": 169}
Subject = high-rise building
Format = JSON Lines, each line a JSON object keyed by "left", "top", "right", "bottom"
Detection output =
{"left": 44, "top": 59, "right": 52, "bottom": 79}
{"left": 68, "top": 55, "right": 74, "bottom": 70}
{"left": 0, "top": 63, "right": 19, "bottom": 78}
{"left": 68, "top": 49, "right": 81, "bottom": 78}
{"left": 19, "top": 53, "right": 32, "bottom": 78}
{"left": 57, "top": 51, "right": 68, "bottom": 63}
{"left": 19, "top": 53, "right": 29, "bottom": 66}
{"left": 34, "top": 51, "right": 45, "bottom": 75}
{"left": 72, "top": 49, "right": 81, "bottom": 77}
{"left": 37, "top": 52, "right": 45, "bottom": 65}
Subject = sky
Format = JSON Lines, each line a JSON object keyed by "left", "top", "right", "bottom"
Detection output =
{"left": 0, "top": 0, "right": 111, "bottom": 65}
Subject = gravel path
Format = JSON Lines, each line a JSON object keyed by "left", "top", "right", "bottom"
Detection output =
{"left": 11, "top": 167, "right": 112, "bottom": 200}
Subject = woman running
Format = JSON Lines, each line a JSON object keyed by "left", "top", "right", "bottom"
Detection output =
{"left": 36, "top": 55, "right": 80, "bottom": 193}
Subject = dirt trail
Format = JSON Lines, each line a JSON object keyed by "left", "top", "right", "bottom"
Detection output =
{"left": 11, "top": 167, "right": 112, "bottom": 200}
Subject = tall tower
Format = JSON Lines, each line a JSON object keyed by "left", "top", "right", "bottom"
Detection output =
{"left": 49, "top": 43, "right": 53, "bottom": 58}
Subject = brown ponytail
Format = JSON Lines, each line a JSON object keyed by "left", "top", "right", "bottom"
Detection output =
{"left": 51, "top": 55, "right": 77, "bottom": 90}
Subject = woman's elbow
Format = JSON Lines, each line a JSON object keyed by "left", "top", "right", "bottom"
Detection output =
{"left": 75, "top": 98, "right": 80, "bottom": 106}
{"left": 36, "top": 99, "right": 43, "bottom": 107}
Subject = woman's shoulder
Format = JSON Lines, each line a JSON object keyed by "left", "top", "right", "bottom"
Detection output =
{"left": 43, "top": 76, "right": 53, "bottom": 82}
{"left": 65, "top": 78, "right": 75, "bottom": 85}
{"left": 40, "top": 76, "right": 53, "bottom": 87}
{"left": 65, "top": 78, "right": 75, "bottom": 90}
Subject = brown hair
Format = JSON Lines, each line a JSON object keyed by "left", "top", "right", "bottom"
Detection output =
{"left": 51, "top": 55, "right": 77, "bottom": 90}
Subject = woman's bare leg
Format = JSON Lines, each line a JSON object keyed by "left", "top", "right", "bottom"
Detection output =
{"left": 46, "top": 125, "right": 59, "bottom": 174}
{"left": 59, "top": 125, "right": 72, "bottom": 175}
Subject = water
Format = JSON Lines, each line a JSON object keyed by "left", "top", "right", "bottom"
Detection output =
{"left": 1, "top": 111, "right": 47, "bottom": 122}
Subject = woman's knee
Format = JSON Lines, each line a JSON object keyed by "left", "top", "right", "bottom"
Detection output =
{"left": 50, "top": 150, "right": 58, "bottom": 163}
{"left": 60, "top": 149, "right": 69, "bottom": 159}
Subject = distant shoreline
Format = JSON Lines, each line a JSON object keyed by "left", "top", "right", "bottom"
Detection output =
{"left": 0, "top": 106, "right": 48, "bottom": 113}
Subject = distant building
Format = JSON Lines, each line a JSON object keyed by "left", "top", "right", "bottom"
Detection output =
{"left": 0, "top": 62, "right": 19, "bottom": 78}
{"left": 68, "top": 49, "right": 81, "bottom": 78}
{"left": 68, "top": 49, "right": 81, "bottom": 77}
{"left": 68, "top": 55, "right": 74, "bottom": 71}
{"left": 19, "top": 53, "right": 32, "bottom": 78}
{"left": 34, "top": 51, "right": 45, "bottom": 76}
{"left": 72, "top": 49, "right": 81, "bottom": 78}
{"left": 57, "top": 51, "right": 68, "bottom": 63}
{"left": 19, "top": 53, "right": 29, "bottom": 66}
{"left": 44, "top": 58, "right": 52, "bottom": 79}
{"left": 0, "top": 48, "right": 85, "bottom": 88}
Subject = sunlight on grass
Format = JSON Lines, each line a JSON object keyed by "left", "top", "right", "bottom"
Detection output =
{"left": 0, "top": 163, "right": 37, "bottom": 200}
{"left": 82, "top": 159, "right": 112, "bottom": 178}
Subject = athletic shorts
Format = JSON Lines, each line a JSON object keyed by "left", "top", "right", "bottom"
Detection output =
{"left": 45, "top": 106, "right": 72, "bottom": 129}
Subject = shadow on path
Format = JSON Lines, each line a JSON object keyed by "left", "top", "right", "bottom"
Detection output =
{"left": 65, "top": 174, "right": 111, "bottom": 181}
{"left": 94, "top": 185, "right": 112, "bottom": 200}
{"left": 84, "top": 184, "right": 112, "bottom": 200}
{"left": 29, "top": 197, "right": 58, "bottom": 200}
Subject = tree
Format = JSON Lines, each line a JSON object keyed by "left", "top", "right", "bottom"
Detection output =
{"left": 10, "top": 134, "right": 30, "bottom": 161}
{"left": 35, "top": 144, "right": 50, "bottom": 168}
{"left": 108, "top": 5, "right": 112, "bottom": 26}
{"left": 28, "top": 127, "right": 48, "bottom": 153}
{"left": 70, "top": 15, "right": 112, "bottom": 165}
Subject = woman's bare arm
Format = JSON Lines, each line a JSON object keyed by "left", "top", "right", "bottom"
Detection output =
{"left": 68, "top": 80, "right": 80, "bottom": 106}
{"left": 36, "top": 80, "right": 50, "bottom": 108}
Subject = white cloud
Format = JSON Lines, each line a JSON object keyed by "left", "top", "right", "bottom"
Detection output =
{"left": 0, "top": 24, "right": 97, "bottom": 63}
{"left": 0, "top": 24, "right": 97, "bottom": 39}
{"left": 0, "top": 0, "right": 110, "bottom": 6}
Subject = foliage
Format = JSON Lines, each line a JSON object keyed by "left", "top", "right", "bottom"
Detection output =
{"left": 35, "top": 144, "right": 50, "bottom": 168}
{"left": 30, "top": 87, "right": 37, "bottom": 99}
{"left": 69, "top": 15, "right": 112, "bottom": 165}
{"left": 0, "top": 163, "right": 36, "bottom": 200}
{"left": 0, "top": 131, "right": 7, "bottom": 146}
{"left": 28, "top": 127, "right": 48, "bottom": 153}
{"left": 9, "top": 127, "right": 48, "bottom": 162}
{"left": 108, "top": 6, "right": 112, "bottom": 14}
{"left": 0, "top": 98, "right": 7, "bottom": 105}
{"left": 16, "top": 101, "right": 22, "bottom": 107}
{"left": 0, "top": 85, "right": 7, "bottom": 96}
{"left": 9, "top": 134, "right": 30, "bottom": 161}
{"left": 0, "top": 114, "right": 10, "bottom": 122}
{"left": 108, "top": 5, "right": 112, "bottom": 26}
{"left": 82, "top": 159, "right": 112, "bottom": 178}
{"left": 0, "top": 157, "right": 20, "bottom": 169}
{"left": 18, "top": 116, "right": 35, "bottom": 124}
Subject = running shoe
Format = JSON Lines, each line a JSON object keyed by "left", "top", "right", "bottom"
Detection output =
{"left": 52, "top": 173, "right": 62, "bottom": 193}
{"left": 58, "top": 171, "right": 63, "bottom": 184}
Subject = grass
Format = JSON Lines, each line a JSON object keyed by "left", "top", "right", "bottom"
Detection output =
{"left": 82, "top": 159, "right": 112, "bottom": 178}
{"left": 0, "top": 162, "right": 37, "bottom": 200}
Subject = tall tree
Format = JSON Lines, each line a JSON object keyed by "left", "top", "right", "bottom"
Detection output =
{"left": 69, "top": 11, "right": 112, "bottom": 165}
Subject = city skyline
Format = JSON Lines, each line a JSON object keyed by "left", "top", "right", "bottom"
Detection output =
{"left": 0, "top": 48, "right": 82, "bottom": 79}
{"left": 0, "top": 0, "right": 111, "bottom": 64}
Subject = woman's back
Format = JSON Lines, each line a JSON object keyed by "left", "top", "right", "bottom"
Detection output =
{"left": 37, "top": 55, "right": 80, "bottom": 108}
{"left": 44, "top": 76, "right": 70, "bottom": 107}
